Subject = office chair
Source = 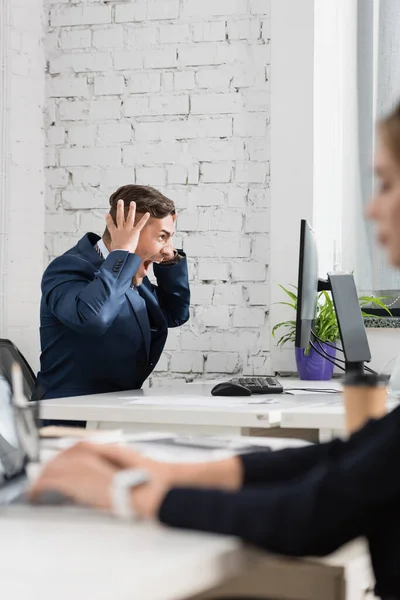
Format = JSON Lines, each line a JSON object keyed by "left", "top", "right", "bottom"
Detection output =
{"left": 0, "top": 339, "right": 36, "bottom": 399}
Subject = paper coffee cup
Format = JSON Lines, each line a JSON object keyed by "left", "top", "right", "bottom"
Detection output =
{"left": 343, "top": 372, "right": 388, "bottom": 435}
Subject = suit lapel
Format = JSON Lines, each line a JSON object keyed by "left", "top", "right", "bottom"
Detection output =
{"left": 138, "top": 283, "right": 166, "bottom": 331}
{"left": 126, "top": 288, "right": 151, "bottom": 358}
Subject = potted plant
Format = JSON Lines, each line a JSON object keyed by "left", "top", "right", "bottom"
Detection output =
{"left": 272, "top": 286, "right": 391, "bottom": 380}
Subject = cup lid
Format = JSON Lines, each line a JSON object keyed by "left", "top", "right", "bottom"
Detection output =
{"left": 343, "top": 372, "right": 389, "bottom": 387}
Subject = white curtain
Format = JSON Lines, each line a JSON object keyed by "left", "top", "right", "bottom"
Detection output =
{"left": 356, "top": 0, "right": 400, "bottom": 296}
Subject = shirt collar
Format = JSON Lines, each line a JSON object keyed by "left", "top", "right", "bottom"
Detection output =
{"left": 96, "top": 238, "right": 110, "bottom": 259}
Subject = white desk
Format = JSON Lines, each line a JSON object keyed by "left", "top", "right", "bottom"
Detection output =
{"left": 0, "top": 506, "right": 373, "bottom": 600}
{"left": 281, "top": 398, "right": 400, "bottom": 442}
{"left": 39, "top": 381, "right": 342, "bottom": 437}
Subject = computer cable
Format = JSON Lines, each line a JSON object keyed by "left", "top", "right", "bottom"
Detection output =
{"left": 312, "top": 331, "right": 378, "bottom": 376}
{"left": 309, "top": 341, "right": 346, "bottom": 372}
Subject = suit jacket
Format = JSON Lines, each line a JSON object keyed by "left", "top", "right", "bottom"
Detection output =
{"left": 159, "top": 406, "right": 400, "bottom": 598}
{"left": 35, "top": 233, "right": 190, "bottom": 399}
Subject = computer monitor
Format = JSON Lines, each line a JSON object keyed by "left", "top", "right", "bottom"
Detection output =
{"left": 295, "top": 220, "right": 372, "bottom": 373}
{"left": 328, "top": 273, "right": 371, "bottom": 369}
{"left": 295, "top": 220, "right": 319, "bottom": 349}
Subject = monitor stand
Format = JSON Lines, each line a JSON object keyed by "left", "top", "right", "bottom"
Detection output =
{"left": 315, "top": 273, "right": 371, "bottom": 375}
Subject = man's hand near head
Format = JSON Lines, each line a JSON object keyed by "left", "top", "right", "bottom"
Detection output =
{"left": 105, "top": 199, "right": 150, "bottom": 258}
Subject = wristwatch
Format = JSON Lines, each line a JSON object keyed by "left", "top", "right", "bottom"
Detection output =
{"left": 110, "top": 469, "right": 150, "bottom": 520}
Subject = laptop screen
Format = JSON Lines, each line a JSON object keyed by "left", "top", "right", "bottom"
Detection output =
{"left": 0, "top": 374, "right": 26, "bottom": 484}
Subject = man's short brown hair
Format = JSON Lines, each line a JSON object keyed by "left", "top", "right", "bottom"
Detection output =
{"left": 109, "top": 184, "right": 175, "bottom": 221}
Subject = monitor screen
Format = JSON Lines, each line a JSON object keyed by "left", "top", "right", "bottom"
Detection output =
{"left": 0, "top": 373, "right": 26, "bottom": 484}
{"left": 295, "top": 220, "right": 319, "bottom": 349}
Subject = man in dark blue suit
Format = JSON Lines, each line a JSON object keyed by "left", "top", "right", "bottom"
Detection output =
{"left": 35, "top": 185, "right": 190, "bottom": 400}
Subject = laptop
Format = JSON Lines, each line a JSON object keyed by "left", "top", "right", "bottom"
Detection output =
{"left": 0, "top": 374, "right": 31, "bottom": 505}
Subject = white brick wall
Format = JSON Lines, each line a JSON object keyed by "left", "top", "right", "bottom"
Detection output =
{"left": 45, "top": 0, "right": 271, "bottom": 381}
{"left": 0, "top": 0, "right": 46, "bottom": 373}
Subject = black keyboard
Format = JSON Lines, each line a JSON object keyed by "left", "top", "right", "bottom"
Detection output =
{"left": 230, "top": 376, "right": 284, "bottom": 394}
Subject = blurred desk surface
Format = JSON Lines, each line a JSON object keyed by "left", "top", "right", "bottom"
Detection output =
{"left": 0, "top": 506, "right": 372, "bottom": 600}
{"left": 39, "top": 379, "right": 342, "bottom": 437}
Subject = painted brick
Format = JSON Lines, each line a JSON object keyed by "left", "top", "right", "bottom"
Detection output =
{"left": 235, "top": 161, "right": 268, "bottom": 183}
{"left": 58, "top": 99, "right": 89, "bottom": 121}
{"left": 248, "top": 188, "right": 270, "bottom": 208}
{"left": 233, "top": 306, "right": 266, "bottom": 328}
{"left": 129, "top": 72, "right": 161, "bottom": 94}
{"left": 48, "top": 76, "right": 88, "bottom": 98}
{"left": 252, "top": 235, "right": 270, "bottom": 260}
{"left": 190, "top": 93, "right": 243, "bottom": 115}
{"left": 245, "top": 210, "right": 269, "bottom": 233}
{"left": 183, "top": 0, "right": 248, "bottom": 18}
{"left": 163, "top": 328, "right": 180, "bottom": 351}
{"left": 243, "top": 353, "right": 271, "bottom": 377}
{"left": 213, "top": 284, "right": 243, "bottom": 305}
{"left": 144, "top": 47, "right": 178, "bottom": 69}
{"left": 192, "top": 21, "right": 226, "bottom": 42}
{"left": 60, "top": 147, "right": 121, "bottom": 167}
{"left": 170, "top": 352, "right": 204, "bottom": 373}
{"left": 46, "top": 168, "right": 69, "bottom": 188}
{"left": 227, "top": 186, "right": 247, "bottom": 207}
{"left": 246, "top": 283, "right": 268, "bottom": 306}
{"left": 46, "top": 211, "right": 78, "bottom": 234}
{"left": 50, "top": 5, "right": 112, "bottom": 27}
{"left": 62, "top": 191, "right": 106, "bottom": 210}
{"left": 185, "top": 235, "right": 250, "bottom": 258}
{"left": 161, "top": 72, "right": 174, "bottom": 92}
{"left": 227, "top": 19, "right": 262, "bottom": 40}
{"left": 231, "top": 261, "right": 266, "bottom": 281}
{"left": 233, "top": 113, "right": 268, "bottom": 137}
{"left": 181, "top": 330, "right": 212, "bottom": 351}
{"left": 59, "top": 29, "right": 91, "bottom": 50}
{"left": 113, "top": 50, "right": 143, "bottom": 71}
{"left": 195, "top": 67, "right": 232, "bottom": 91}
{"left": 174, "top": 71, "right": 196, "bottom": 91}
{"left": 244, "top": 89, "right": 269, "bottom": 112}
{"left": 98, "top": 123, "right": 132, "bottom": 144}
{"left": 94, "top": 75, "right": 125, "bottom": 96}
{"left": 92, "top": 27, "right": 124, "bottom": 49}
{"left": 71, "top": 167, "right": 134, "bottom": 189}
{"left": 159, "top": 23, "right": 191, "bottom": 44}
{"left": 68, "top": 124, "right": 96, "bottom": 146}
{"left": 198, "top": 260, "right": 230, "bottom": 281}
{"left": 147, "top": 1, "right": 180, "bottom": 21}
{"left": 205, "top": 352, "right": 240, "bottom": 373}
{"left": 115, "top": 4, "right": 147, "bottom": 24}
{"left": 134, "top": 116, "right": 232, "bottom": 141}
{"left": 46, "top": 126, "right": 65, "bottom": 146}
{"left": 90, "top": 100, "right": 121, "bottom": 120}
{"left": 136, "top": 166, "right": 166, "bottom": 186}
{"left": 246, "top": 138, "right": 269, "bottom": 162}
{"left": 78, "top": 210, "right": 107, "bottom": 234}
{"left": 210, "top": 330, "right": 259, "bottom": 352}
{"left": 124, "top": 25, "right": 158, "bottom": 48}
{"left": 153, "top": 354, "right": 170, "bottom": 372}
{"left": 197, "top": 306, "right": 230, "bottom": 328}
{"left": 249, "top": 0, "right": 270, "bottom": 15}
{"left": 200, "top": 162, "right": 232, "bottom": 183}
{"left": 166, "top": 165, "right": 188, "bottom": 185}
{"left": 50, "top": 52, "right": 113, "bottom": 74}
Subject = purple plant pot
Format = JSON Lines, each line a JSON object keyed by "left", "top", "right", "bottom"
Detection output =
{"left": 295, "top": 342, "right": 336, "bottom": 381}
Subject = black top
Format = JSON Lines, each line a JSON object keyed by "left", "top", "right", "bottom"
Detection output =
{"left": 159, "top": 405, "right": 400, "bottom": 598}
